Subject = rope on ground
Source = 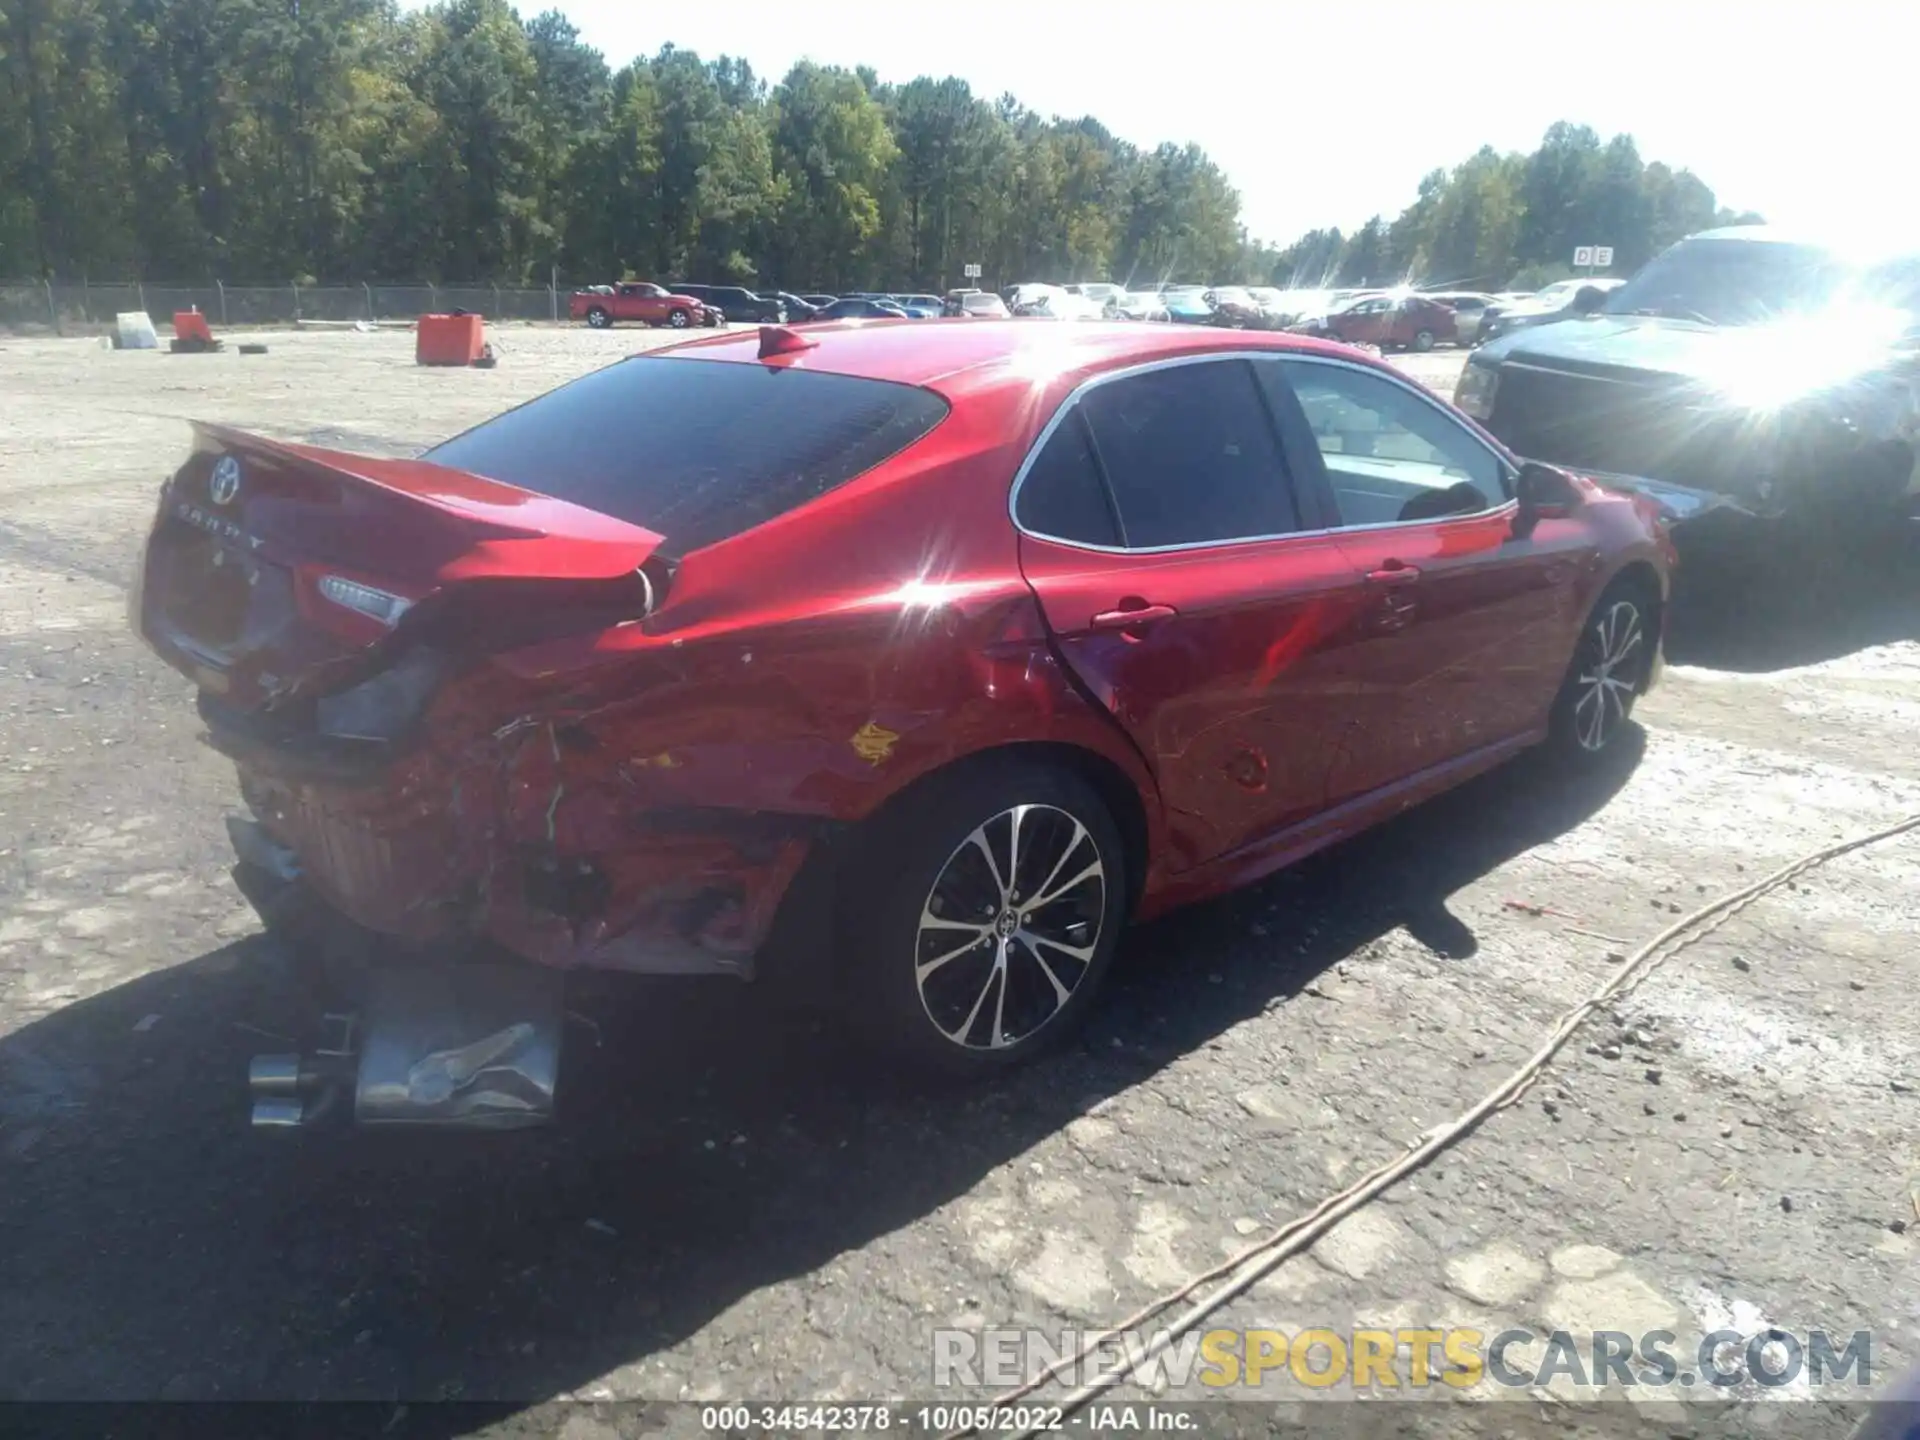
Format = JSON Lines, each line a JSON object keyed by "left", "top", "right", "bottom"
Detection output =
{"left": 956, "top": 807, "right": 1920, "bottom": 1440}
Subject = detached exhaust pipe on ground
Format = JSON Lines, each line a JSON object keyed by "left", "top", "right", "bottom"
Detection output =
{"left": 247, "top": 1051, "right": 347, "bottom": 1128}
{"left": 246, "top": 960, "right": 564, "bottom": 1131}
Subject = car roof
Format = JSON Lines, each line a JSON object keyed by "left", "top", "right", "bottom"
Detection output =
{"left": 1691, "top": 224, "right": 1824, "bottom": 246}
{"left": 649, "top": 319, "right": 1372, "bottom": 402}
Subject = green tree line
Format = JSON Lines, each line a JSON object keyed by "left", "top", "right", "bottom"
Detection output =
{"left": 0, "top": 0, "right": 1757, "bottom": 290}
{"left": 1272, "top": 124, "right": 1762, "bottom": 293}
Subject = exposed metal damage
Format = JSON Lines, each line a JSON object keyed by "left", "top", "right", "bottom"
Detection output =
{"left": 246, "top": 961, "right": 564, "bottom": 1131}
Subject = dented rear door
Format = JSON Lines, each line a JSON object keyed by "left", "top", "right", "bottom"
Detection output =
{"left": 1012, "top": 356, "right": 1370, "bottom": 872}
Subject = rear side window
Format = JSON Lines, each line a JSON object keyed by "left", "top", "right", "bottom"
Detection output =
{"left": 426, "top": 357, "right": 949, "bottom": 556}
{"left": 1077, "top": 359, "right": 1298, "bottom": 548}
{"left": 1015, "top": 412, "right": 1121, "bottom": 547}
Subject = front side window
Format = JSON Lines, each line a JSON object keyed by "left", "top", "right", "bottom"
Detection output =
{"left": 1076, "top": 360, "right": 1298, "bottom": 548}
{"left": 1273, "top": 360, "right": 1507, "bottom": 527}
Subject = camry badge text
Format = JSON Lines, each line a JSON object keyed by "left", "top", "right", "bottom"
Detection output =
{"left": 175, "top": 501, "right": 265, "bottom": 550}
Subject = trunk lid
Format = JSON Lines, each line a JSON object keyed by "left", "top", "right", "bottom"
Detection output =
{"left": 136, "top": 423, "right": 664, "bottom": 709}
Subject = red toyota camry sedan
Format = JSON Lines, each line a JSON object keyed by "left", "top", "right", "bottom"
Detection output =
{"left": 135, "top": 321, "right": 1671, "bottom": 1124}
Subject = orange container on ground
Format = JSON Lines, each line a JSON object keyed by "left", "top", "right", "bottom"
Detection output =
{"left": 173, "top": 311, "right": 216, "bottom": 345}
{"left": 416, "top": 313, "right": 487, "bottom": 366}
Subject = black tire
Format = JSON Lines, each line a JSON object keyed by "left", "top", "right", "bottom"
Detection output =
{"left": 1546, "top": 576, "right": 1658, "bottom": 761}
{"left": 1412, "top": 328, "right": 1436, "bottom": 352}
{"left": 667, "top": 308, "right": 691, "bottom": 329}
{"left": 843, "top": 759, "right": 1128, "bottom": 1079}
{"left": 585, "top": 306, "right": 611, "bottom": 329}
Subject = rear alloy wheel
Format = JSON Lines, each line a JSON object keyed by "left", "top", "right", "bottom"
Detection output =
{"left": 1549, "top": 583, "right": 1653, "bottom": 758}
{"left": 668, "top": 308, "right": 691, "bottom": 329}
{"left": 1412, "top": 328, "right": 1436, "bottom": 352}
{"left": 585, "top": 306, "right": 611, "bottom": 329}
{"left": 848, "top": 763, "right": 1126, "bottom": 1078}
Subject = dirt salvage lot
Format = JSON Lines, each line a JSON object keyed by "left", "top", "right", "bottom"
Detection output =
{"left": 4, "top": 327, "right": 1920, "bottom": 1434}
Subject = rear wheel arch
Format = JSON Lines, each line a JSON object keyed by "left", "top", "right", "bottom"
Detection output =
{"left": 862, "top": 742, "right": 1151, "bottom": 916}
{"left": 754, "top": 740, "right": 1153, "bottom": 1001}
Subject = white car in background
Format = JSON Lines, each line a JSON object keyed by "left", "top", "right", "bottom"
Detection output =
{"left": 1008, "top": 283, "right": 1103, "bottom": 320}
{"left": 1423, "top": 290, "right": 1501, "bottom": 344}
{"left": 1064, "top": 282, "right": 1125, "bottom": 311}
{"left": 1111, "top": 289, "right": 1171, "bottom": 321}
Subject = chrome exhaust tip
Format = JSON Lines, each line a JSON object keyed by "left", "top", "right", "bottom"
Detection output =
{"left": 248, "top": 1054, "right": 303, "bottom": 1096}
{"left": 251, "top": 1097, "right": 306, "bottom": 1128}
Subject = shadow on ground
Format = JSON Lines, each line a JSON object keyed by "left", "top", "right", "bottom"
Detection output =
{"left": 0, "top": 735, "right": 1643, "bottom": 1421}
{"left": 1664, "top": 520, "right": 1920, "bottom": 673}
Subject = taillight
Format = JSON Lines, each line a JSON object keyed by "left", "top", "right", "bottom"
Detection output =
{"left": 318, "top": 575, "right": 414, "bottom": 627}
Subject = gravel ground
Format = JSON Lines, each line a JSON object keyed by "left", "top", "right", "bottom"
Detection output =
{"left": 2, "top": 327, "right": 1918, "bottom": 1436}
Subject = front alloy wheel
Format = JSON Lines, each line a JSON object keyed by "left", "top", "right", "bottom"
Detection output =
{"left": 1552, "top": 588, "right": 1652, "bottom": 756}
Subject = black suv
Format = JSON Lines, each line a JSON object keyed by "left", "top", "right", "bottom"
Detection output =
{"left": 669, "top": 284, "right": 786, "bottom": 323}
{"left": 1456, "top": 226, "right": 1919, "bottom": 546}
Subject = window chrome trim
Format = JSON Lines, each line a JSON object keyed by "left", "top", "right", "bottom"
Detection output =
{"left": 1007, "top": 350, "right": 1518, "bottom": 556}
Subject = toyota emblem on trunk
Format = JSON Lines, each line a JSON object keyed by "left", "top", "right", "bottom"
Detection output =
{"left": 209, "top": 455, "right": 242, "bottom": 506}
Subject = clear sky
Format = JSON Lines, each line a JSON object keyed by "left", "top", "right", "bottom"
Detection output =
{"left": 459, "top": 0, "right": 1911, "bottom": 250}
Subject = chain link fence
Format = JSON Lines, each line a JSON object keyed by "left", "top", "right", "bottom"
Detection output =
{"left": 0, "top": 280, "right": 566, "bottom": 333}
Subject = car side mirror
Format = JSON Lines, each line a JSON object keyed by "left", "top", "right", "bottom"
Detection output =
{"left": 1512, "top": 461, "right": 1581, "bottom": 538}
{"left": 1572, "top": 285, "right": 1608, "bottom": 314}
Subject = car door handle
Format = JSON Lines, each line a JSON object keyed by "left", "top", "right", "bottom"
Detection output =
{"left": 1090, "top": 603, "right": 1177, "bottom": 629}
{"left": 1366, "top": 562, "right": 1421, "bottom": 584}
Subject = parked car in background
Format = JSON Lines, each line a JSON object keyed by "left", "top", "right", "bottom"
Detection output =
{"left": 1066, "top": 283, "right": 1125, "bottom": 310}
{"left": 888, "top": 294, "right": 945, "bottom": 318}
{"left": 802, "top": 294, "right": 839, "bottom": 309}
{"left": 1477, "top": 278, "right": 1625, "bottom": 344}
{"left": 956, "top": 292, "right": 1012, "bottom": 318}
{"left": 813, "top": 297, "right": 909, "bottom": 320}
{"left": 1160, "top": 287, "right": 1218, "bottom": 325}
{"left": 1111, "top": 290, "right": 1171, "bottom": 322}
{"left": 569, "top": 282, "right": 721, "bottom": 330}
{"left": 1244, "top": 287, "right": 1303, "bottom": 329}
{"left": 1010, "top": 284, "right": 1103, "bottom": 320}
{"left": 1423, "top": 291, "right": 1500, "bottom": 345}
{"left": 1205, "top": 286, "right": 1265, "bottom": 328}
{"left": 1457, "top": 225, "right": 1920, "bottom": 543}
{"left": 1291, "top": 291, "right": 1457, "bottom": 351}
{"left": 1277, "top": 288, "right": 1368, "bottom": 330}
{"left": 757, "top": 290, "right": 823, "bottom": 321}
{"left": 141, "top": 321, "right": 1670, "bottom": 1115}
{"left": 670, "top": 283, "right": 788, "bottom": 323}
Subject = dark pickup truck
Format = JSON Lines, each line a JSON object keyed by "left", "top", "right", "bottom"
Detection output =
{"left": 1455, "top": 227, "right": 1919, "bottom": 545}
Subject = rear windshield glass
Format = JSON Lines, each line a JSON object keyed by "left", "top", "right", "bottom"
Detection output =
{"left": 425, "top": 356, "right": 949, "bottom": 555}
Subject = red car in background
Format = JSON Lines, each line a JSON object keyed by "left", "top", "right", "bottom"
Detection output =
{"left": 1292, "top": 291, "right": 1459, "bottom": 351}
{"left": 135, "top": 322, "right": 1670, "bottom": 1128}
{"left": 569, "top": 281, "right": 722, "bottom": 330}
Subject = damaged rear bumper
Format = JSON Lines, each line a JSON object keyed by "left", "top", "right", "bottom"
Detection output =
{"left": 226, "top": 783, "right": 821, "bottom": 983}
